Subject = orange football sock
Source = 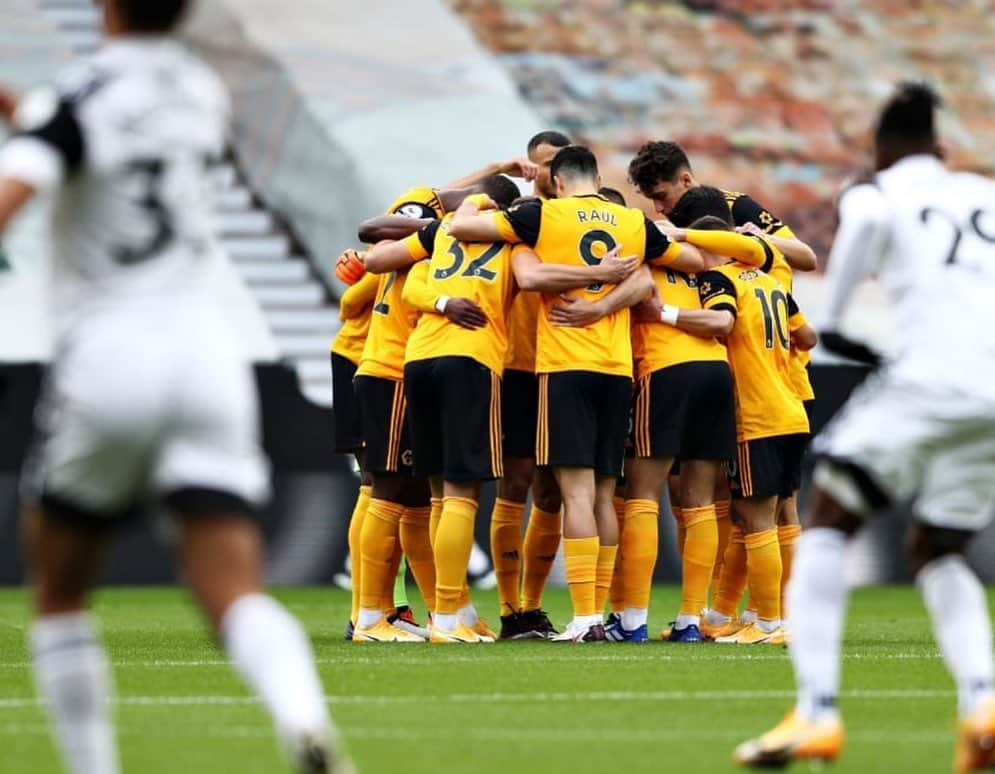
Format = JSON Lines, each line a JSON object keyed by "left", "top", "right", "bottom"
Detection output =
{"left": 359, "top": 498, "right": 403, "bottom": 614}
{"left": 621, "top": 499, "right": 659, "bottom": 610}
{"left": 400, "top": 506, "right": 435, "bottom": 613}
{"left": 672, "top": 506, "right": 686, "bottom": 558}
{"left": 712, "top": 526, "right": 748, "bottom": 619}
{"left": 429, "top": 497, "right": 443, "bottom": 550}
{"left": 348, "top": 484, "right": 371, "bottom": 624}
{"left": 745, "top": 528, "right": 783, "bottom": 623}
{"left": 383, "top": 535, "right": 403, "bottom": 615}
{"left": 609, "top": 496, "right": 626, "bottom": 611}
{"left": 520, "top": 506, "right": 561, "bottom": 611}
{"left": 778, "top": 524, "right": 802, "bottom": 616}
{"left": 434, "top": 497, "right": 477, "bottom": 616}
{"left": 711, "top": 500, "right": 731, "bottom": 591}
{"left": 490, "top": 498, "right": 525, "bottom": 616}
{"left": 594, "top": 544, "right": 619, "bottom": 614}
{"left": 563, "top": 536, "right": 599, "bottom": 618}
{"left": 679, "top": 505, "right": 718, "bottom": 616}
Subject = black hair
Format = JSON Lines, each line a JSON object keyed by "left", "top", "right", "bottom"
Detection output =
{"left": 668, "top": 186, "right": 731, "bottom": 228}
{"left": 115, "top": 0, "right": 190, "bottom": 32}
{"left": 875, "top": 82, "right": 941, "bottom": 151}
{"left": 480, "top": 174, "right": 522, "bottom": 210}
{"left": 527, "top": 130, "right": 572, "bottom": 154}
{"left": 550, "top": 145, "right": 599, "bottom": 185}
{"left": 628, "top": 141, "right": 692, "bottom": 191}
{"left": 598, "top": 186, "right": 626, "bottom": 206}
{"left": 511, "top": 195, "right": 541, "bottom": 208}
{"left": 689, "top": 215, "right": 733, "bottom": 232}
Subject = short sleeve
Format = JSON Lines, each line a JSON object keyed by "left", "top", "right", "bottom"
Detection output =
{"left": 403, "top": 220, "right": 440, "bottom": 261}
{"left": 787, "top": 293, "right": 808, "bottom": 332}
{"left": 643, "top": 216, "right": 679, "bottom": 264}
{"left": 0, "top": 87, "right": 85, "bottom": 188}
{"left": 730, "top": 193, "right": 785, "bottom": 235}
{"left": 698, "top": 270, "right": 738, "bottom": 317}
{"left": 496, "top": 200, "right": 541, "bottom": 246}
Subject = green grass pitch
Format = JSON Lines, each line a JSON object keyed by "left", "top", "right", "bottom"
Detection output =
{"left": 0, "top": 586, "right": 981, "bottom": 773}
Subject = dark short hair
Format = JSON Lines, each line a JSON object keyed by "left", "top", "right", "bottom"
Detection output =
{"left": 689, "top": 215, "right": 732, "bottom": 232}
{"left": 480, "top": 174, "right": 522, "bottom": 210}
{"left": 115, "top": 0, "right": 190, "bottom": 32}
{"left": 875, "top": 81, "right": 940, "bottom": 150}
{"left": 511, "top": 195, "right": 541, "bottom": 208}
{"left": 598, "top": 186, "right": 626, "bottom": 206}
{"left": 668, "top": 186, "right": 731, "bottom": 228}
{"left": 550, "top": 145, "right": 599, "bottom": 185}
{"left": 527, "top": 130, "right": 572, "bottom": 154}
{"left": 628, "top": 141, "right": 691, "bottom": 192}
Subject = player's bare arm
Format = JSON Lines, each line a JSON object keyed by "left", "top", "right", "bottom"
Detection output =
{"left": 363, "top": 239, "right": 421, "bottom": 274}
{"left": 792, "top": 323, "right": 818, "bottom": 351}
{"left": 442, "top": 156, "right": 538, "bottom": 189}
{"left": 511, "top": 245, "right": 638, "bottom": 293}
{"left": 358, "top": 215, "right": 433, "bottom": 243}
{"left": 0, "top": 177, "right": 36, "bottom": 232}
{"left": 648, "top": 232, "right": 705, "bottom": 274}
{"left": 548, "top": 265, "right": 654, "bottom": 327}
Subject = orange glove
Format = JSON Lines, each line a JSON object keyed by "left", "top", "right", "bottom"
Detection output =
{"left": 335, "top": 248, "right": 366, "bottom": 285}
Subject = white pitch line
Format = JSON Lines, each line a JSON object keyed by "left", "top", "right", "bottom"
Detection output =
{"left": 0, "top": 651, "right": 941, "bottom": 669}
{"left": 0, "top": 688, "right": 956, "bottom": 711}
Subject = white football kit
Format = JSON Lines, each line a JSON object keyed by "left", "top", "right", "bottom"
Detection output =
{"left": 0, "top": 39, "right": 269, "bottom": 518}
{"left": 815, "top": 155, "right": 995, "bottom": 531}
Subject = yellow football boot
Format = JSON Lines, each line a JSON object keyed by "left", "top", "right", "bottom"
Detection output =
{"left": 955, "top": 697, "right": 995, "bottom": 771}
{"left": 734, "top": 709, "right": 844, "bottom": 767}
{"left": 715, "top": 622, "right": 784, "bottom": 645}
{"left": 429, "top": 622, "right": 495, "bottom": 643}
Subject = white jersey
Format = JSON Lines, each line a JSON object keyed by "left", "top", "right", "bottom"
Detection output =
{"left": 822, "top": 155, "right": 995, "bottom": 392}
{"left": 0, "top": 38, "right": 269, "bottom": 515}
{"left": 0, "top": 38, "right": 229, "bottom": 334}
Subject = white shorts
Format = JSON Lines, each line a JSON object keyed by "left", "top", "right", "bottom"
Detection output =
{"left": 813, "top": 369, "right": 995, "bottom": 532}
{"left": 24, "top": 302, "right": 271, "bottom": 522}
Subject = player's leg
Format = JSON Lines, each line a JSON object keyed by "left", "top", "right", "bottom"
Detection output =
{"left": 330, "top": 351, "right": 368, "bottom": 638}
{"left": 518, "top": 464, "right": 562, "bottom": 635}
{"left": 178, "top": 507, "right": 339, "bottom": 770}
{"left": 393, "top": 478, "right": 432, "bottom": 638}
{"left": 25, "top": 507, "right": 119, "bottom": 774}
{"left": 593, "top": 473, "right": 620, "bottom": 618}
{"left": 607, "top": 477, "right": 627, "bottom": 619}
{"left": 430, "top": 358, "right": 502, "bottom": 643}
{"left": 491, "top": 369, "right": 535, "bottom": 634}
{"left": 552, "top": 465, "right": 602, "bottom": 641}
{"left": 776, "top": 494, "right": 802, "bottom": 619}
{"left": 614, "top": 456, "right": 669, "bottom": 642}
{"left": 670, "top": 458, "right": 720, "bottom": 641}
{"left": 353, "top": 374, "right": 424, "bottom": 642}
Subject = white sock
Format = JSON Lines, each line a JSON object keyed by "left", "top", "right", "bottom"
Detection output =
{"left": 704, "top": 608, "right": 731, "bottom": 626}
{"left": 356, "top": 608, "right": 382, "bottom": 629}
{"left": 32, "top": 612, "right": 119, "bottom": 774}
{"left": 433, "top": 613, "right": 458, "bottom": 632}
{"left": 674, "top": 613, "right": 699, "bottom": 630}
{"left": 756, "top": 617, "right": 780, "bottom": 633}
{"left": 578, "top": 614, "right": 602, "bottom": 628}
{"left": 458, "top": 603, "right": 478, "bottom": 627}
{"left": 741, "top": 608, "right": 757, "bottom": 624}
{"left": 222, "top": 594, "right": 330, "bottom": 745}
{"left": 918, "top": 554, "right": 995, "bottom": 717}
{"left": 622, "top": 607, "right": 648, "bottom": 630}
{"left": 788, "top": 528, "right": 848, "bottom": 722}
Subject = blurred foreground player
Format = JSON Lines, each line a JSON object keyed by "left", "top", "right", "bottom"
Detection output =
{"left": 0, "top": 1, "right": 343, "bottom": 772}
{"left": 736, "top": 84, "right": 995, "bottom": 771}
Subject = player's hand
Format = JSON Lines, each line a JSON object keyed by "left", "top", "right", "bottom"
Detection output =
{"left": 549, "top": 294, "right": 605, "bottom": 327}
{"left": 735, "top": 222, "right": 765, "bottom": 237}
{"left": 498, "top": 157, "right": 539, "bottom": 182}
{"left": 592, "top": 246, "right": 639, "bottom": 283}
{"left": 0, "top": 85, "right": 19, "bottom": 124}
{"left": 335, "top": 248, "right": 366, "bottom": 285}
{"left": 631, "top": 296, "right": 663, "bottom": 324}
{"left": 657, "top": 222, "right": 686, "bottom": 241}
{"left": 462, "top": 193, "right": 498, "bottom": 212}
{"left": 444, "top": 297, "right": 488, "bottom": 330}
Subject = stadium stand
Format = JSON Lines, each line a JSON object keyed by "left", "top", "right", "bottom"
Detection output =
{"left": 446, "top": 0, "right": 995, "bottom": 261}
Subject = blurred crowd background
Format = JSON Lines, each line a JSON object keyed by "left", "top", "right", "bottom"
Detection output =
{"left": 446, "top": 0, "right": 995, "bottom": 260}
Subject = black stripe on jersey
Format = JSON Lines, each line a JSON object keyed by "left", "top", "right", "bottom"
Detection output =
{"left": 17, "top": 98, "right": 85, "bottom": 173}
{"left": 754, "top": 235, "right": 776, "bottom": 273}
{"left": 787, "top": 293, "right": 800, "bottom": 316}
{"left": 416, "top": 220, "right": 441, "bottom": 255}
{"left": 698, "top": 270, "right": 737, "bottom": 308}
{"left": 708, "top": 302, "right": 737, "bottom": 318}
{"left": 643, "top": 215, "right": 671, "bottom": 261}
{"left": 505, "top": 199, "right": 542, "bottom": 247}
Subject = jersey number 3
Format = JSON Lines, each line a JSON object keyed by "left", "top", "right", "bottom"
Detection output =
{"left": 113, "top": 160, "right": 176, "bottom": 265}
